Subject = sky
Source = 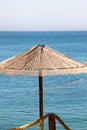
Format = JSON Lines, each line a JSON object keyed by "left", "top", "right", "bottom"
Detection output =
{"left": 0, "top": 0, "right": 87, "bottom": 31}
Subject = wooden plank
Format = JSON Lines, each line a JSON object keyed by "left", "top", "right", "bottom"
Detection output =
{"left": 48, "top": 115, "right": 56, "bottom": 130}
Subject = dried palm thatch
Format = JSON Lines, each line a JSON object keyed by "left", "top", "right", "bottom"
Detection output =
{"left": 0, "top": 44, "right": 87, "bottom": 76}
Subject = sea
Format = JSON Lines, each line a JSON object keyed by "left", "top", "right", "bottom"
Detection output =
{"left": 0, "top": 31, "right": 87, "bottom": 130}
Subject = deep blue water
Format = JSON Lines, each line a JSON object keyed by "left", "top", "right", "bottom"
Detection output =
{"left": 0, "top": 31, "right": 87, "bottom": 130}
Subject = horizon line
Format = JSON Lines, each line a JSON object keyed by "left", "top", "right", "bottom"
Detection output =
{"left": 0, "top": 30, "right": 87, "bottom": 32}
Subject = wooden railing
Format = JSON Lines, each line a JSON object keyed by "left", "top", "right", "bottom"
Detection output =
{"left": 9, "top": 113, "right": 70, "bottom": 130}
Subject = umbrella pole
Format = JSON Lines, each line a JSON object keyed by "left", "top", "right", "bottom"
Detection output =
{"left": 39, "top": 75, "right": 44, "bottom": 130}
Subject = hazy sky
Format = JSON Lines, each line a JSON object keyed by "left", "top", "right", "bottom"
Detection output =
{"left": 0, "top": 0, "right": 87, "bottom": 31}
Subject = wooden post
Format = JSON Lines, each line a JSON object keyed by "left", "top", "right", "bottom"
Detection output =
{"left": 39, "top": 76, "right": 44, "bottom": 130}
{"left": 48, "top": 115, "right": 56, "bottom": 130}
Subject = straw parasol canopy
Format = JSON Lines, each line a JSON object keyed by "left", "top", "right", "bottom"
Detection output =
{"left": 0, "top": 44, "right": 87, "bottom": 76}
{"left": 0, "top": 44, "right": 87, "bottom": 130}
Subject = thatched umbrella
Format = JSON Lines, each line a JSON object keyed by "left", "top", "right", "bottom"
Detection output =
{"left": 0, "top": 44, "right": 87, "bottom": 130}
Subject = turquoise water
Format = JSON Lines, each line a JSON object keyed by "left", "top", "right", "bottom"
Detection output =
{"left": 0, "top": 31, "right": 87, "bottom": 130}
